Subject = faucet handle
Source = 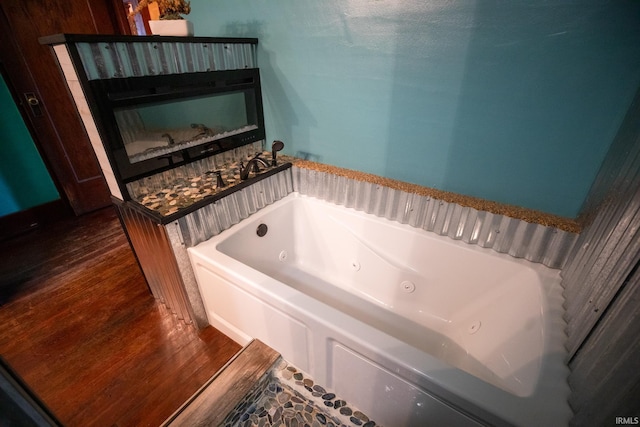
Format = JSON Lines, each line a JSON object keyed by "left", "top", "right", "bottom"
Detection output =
{"left": 214, "top": 170, "right": 226, "bottom": 188}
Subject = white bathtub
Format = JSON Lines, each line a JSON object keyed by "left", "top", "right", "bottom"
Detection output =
{"left": 188, "top": 193, "right": 571, "bottom": 426}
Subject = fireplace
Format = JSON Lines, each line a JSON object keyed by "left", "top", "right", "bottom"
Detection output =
{"left": 40, "top": 34, "right": 275, "bottom": 204}
{"left": 87, "top": 68, "right": 265, "bottom": 186}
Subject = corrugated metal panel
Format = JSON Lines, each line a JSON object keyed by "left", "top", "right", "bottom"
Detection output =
{"left": 291, "top": 166, "right": 578, "bottom": 269}
{"left": 561, "top": 88, "right": 640, "bottom": 359}
{"left": 567, "top": 261, "right": 640, "bottom": 426}
{"left": 177, "top": 171, "right": 294, "bottom": 247}
{"left": 116, "top": 202, "right": 196, "bottom": 324}
{"left": 563, "top": 197, "right": 640, "bottom": 357}
{"left": 164, "top": 221, "right": 209, "bottom": 329}
{"left": 76, "top": 41, "right": 258, "bottom": 80}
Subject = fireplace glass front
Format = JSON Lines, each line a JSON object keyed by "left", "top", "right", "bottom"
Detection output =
{"left": 115, "top": 90, "right": 256, "bottom": 164}
{"left": 87, "top": 68, "right": 265, "bottom": 188}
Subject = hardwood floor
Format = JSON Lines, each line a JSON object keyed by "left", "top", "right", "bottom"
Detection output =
{"left": 0, "top": 206, "right": 242, "bottom": 426}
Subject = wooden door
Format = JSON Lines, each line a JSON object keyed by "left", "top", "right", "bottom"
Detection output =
{"left": 0, "top": 0, "right": 129, "bottom": 215}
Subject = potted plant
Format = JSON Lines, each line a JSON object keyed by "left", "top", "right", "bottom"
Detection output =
{"left": 130, "top": 0, "right": 193, "bottom": 36}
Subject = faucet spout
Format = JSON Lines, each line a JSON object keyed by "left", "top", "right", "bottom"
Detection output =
{"left": 239, "top": 154, "right": 269, "bottom": 180}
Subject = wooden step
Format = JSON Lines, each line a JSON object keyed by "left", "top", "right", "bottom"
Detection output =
{"left": 162, "top": 339, "right": 280, "bottom": 426}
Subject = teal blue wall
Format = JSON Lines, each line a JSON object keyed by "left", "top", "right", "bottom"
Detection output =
{"left": 189, "top": 0, "right": 640, "bottom": 218}
{"left": 0, "top": 75, "right": 59, "bottom": 217}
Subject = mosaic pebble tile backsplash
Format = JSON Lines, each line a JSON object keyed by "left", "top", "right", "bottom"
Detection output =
{"left": 134, "top": 164, "right": 245, "bottom": 217}
{"left": 223, "top": 358, "right": 380, "bottom": 427}
{"left": 126, "top": 143, "right": 287, "bottom": 217}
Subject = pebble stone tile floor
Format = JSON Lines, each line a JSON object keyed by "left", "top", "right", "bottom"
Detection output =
{"left": 222, "top": 359, "right": 381, "bottom": 427}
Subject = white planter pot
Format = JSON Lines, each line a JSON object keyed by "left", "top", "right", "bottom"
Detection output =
{"left": 148, "top": 20, "right": 194, "bottom": 36}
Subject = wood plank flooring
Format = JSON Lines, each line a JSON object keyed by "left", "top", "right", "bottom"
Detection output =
{"left": 0, "top": 206, "right": 242, "bottom": 426}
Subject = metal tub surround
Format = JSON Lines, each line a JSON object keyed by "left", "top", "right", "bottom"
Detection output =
{"left": 291, "top": 165, "right": 579, "bottom": 269}
{"left": 174, "top": 159, "right": 579, "bottom": 269}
